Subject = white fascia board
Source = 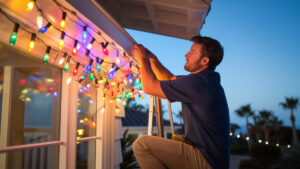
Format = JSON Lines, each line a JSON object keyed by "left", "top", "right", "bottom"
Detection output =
{"left": 66, "top": 0, "right": 136, "bottom": 52}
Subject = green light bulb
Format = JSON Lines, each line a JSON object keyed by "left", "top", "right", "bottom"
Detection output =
{"left": 43, "top": 53, "right": 49, "bottom": 64}
{"left": 135, "top": 79, "right": 140, "bottom": 86}
{"left": 122, "top": 101, "right": 127, "bottom": 107}
{"left": 64, "top": 62, "right": 69, "bottom": 72}
{"left": 125, "top": 93, "right": 132, "bottom": 98}
{"left": 10, "top": 32, "right": 17, "bottom": 46}
{"left": 96, "top": 63, "right": 101, "bottom": 72}
{"left": 89, "top": 73, "right": 94, "bottom": 81}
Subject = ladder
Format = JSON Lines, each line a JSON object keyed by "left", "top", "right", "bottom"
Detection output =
{"left": 147, "top": 96, "right": 174, "bottom": 137}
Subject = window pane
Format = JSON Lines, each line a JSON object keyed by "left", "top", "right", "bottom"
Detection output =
{"left": 76, "top": 140, "right": 96, "bottom": 169}
{"left": 77, "top": 83, "right": 97, "bottom": 138}
{"left": 4, "top": 145, "right": 59, "bottom": 169}
{"left": 0, "top": 44, "right": 61, "bottom": 146}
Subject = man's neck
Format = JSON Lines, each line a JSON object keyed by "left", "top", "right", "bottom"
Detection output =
{"left": 191, "top": 66, "right": 209, "bottom": 74}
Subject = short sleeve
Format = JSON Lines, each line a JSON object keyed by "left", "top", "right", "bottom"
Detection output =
{"left": 160, "top": 74, "right": 209, "bottom": 103}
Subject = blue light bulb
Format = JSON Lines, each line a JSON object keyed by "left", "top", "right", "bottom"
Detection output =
{"left": 38, "top": 23, "right": 51, "bottom": 34}
{"left": 108, "top": 69, "right": 116, "bottom": 80}
{"left": 127, "top": 74, "right": 133, "bottom": 84}
{"left": 82, "top": 26, "right": 87, "bottom": 42}
{"left": 85, "top": 65, "right": 91, "bottom": 74}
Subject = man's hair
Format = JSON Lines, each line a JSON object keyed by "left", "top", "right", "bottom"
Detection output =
{"left": 191, "top": 36, "right": 224, "bottom": 70}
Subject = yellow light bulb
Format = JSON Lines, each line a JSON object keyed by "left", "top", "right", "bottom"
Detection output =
{"left": 59, "top": 39, "right": 64, "bottom": 49}
{"left": 60, "top": 20, "right": 65, "bottom": 31}
{"left": 28, "top": 41, "right": 35, "bottom": 51}
{"left": 77, "top": 129, "right": 84, "bottom": 136}
{"left": 26, "top": 1, "right": 35, "bottom": 11}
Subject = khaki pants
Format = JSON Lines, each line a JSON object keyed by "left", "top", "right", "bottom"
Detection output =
{"left": 133, "top": 135, "right": 212, "bottom": 169}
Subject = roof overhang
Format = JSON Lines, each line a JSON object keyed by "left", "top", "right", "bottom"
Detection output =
{"left": 94, "top": 0, "right": 211, "bottom": 39}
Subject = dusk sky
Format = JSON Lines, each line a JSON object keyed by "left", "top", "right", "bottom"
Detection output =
{"left": 127, "top": 0, "right": 300, "bottom": 129}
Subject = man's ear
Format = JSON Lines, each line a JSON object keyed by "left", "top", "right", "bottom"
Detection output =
{"left": 201, "top": 56, "right": 210, "bottom": 66}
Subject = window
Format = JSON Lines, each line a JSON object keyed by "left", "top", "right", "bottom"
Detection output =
{"left": 4, "top": 145, "right": 59, "bottom": 169}
{"left": 76, "top": 140, "right": 96, "bottom": 169}
{"left": 0, "top": 43, "right": 61, "bottom": 168}
{"left": 76, "top": 78, "right": 98, "bottom": 169}
{"left": 77, "top": 81, "right": 97, "bottom": 138}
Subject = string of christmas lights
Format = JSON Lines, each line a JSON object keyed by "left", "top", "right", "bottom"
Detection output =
{"left": 25, "top": 0, "right": 137, "bottom": 69}
{"left": 230, "top": 133, "right": 293, "bottom": 149}
{"left": 0, "top": 3, "right": 144, "bottom": 107}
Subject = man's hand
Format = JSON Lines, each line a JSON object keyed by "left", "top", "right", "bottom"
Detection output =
{"left": 145, "top": 48, "right": 157, "bottom": 61}
{"left": 131, "top": 44, "right": 149, "bottom": 66}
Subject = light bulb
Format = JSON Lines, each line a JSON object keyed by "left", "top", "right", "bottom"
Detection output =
{"left": 89, "top": 73, "right": 94, "bottom": 81}
{"left": 60, "top": 12, "right": 66, "bottom": 31}
{"left": 26, "top": 0, "right": 35, "bottom": 11}
{"left": 85, "top": 59, "right": 93, "bottom": 74}
{"left": 87, "top": 38, "right": 95, "bottom": 50}
{"left": 96, "top": 57, "right": 103, "bottom": 72}
{"left": 82, "top": 26, "right": 87, "bottom": 42}
{"left": 72, "top": 40, "right": 78, "bottom": 55}
{"left": 59, "top": 32, "right": 65, "bottom": 49}
{"left": 37, "top": 13, "right": 43, "bottom": 28}
{"left": 64, "top": 55, "right": 70, "bottom": 72}
{"left": 115, "top": 57, "right": 120, "bottom": 64}
{"left": 43, "top": 46, "right": 51, "bottom": 64}
{"left": 73, "top": 62, "right": 80, "bottom": 76}
{"left": 9, "top": 23, "right": 19, "bottom": 46}
{"left": 38, "top": 23, "right": 51, "bottom": 34}
{"left": 101, "top": 42, "right": 109, "bottom": 55}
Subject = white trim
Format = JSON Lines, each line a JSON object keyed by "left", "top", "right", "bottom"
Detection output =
{"left": 125, "top": 126, "right": 181, "bottom": 129}
{"left": 0, "top": 66, "right": 12, "bottom": 168}
{"left": 77, "top": 136, "right": 101, "bottom": 142}
{"left": 96, "top": 86, "right": 104, "bottom": 169}
{"left": 0, "top": 141, "right": 64, "bottom": 153}
{"left": 66, "top": 80, "right": 78, "bottom": 169}
{"left": 59, "top": 71, "right": 71, "bottom": 169}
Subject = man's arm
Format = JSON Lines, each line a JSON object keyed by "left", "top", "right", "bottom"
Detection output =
{"left": 146, "top": 49, "right": 176, "bottom": 81}
{"left": 132, "top": 45, "right": 167, "bottom": 99}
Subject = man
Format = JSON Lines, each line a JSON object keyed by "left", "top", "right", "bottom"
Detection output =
{"left": 131, "top": 36, "right": 229, "bottom": 169}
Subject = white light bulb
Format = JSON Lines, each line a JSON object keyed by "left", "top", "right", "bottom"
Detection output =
{"left": 87, "top": 43, "right": 92, "bottom": 50}
{"left": 115, "top": 57, "right": 120, "bottom": 64}
{"left": 58, "top": 58, "right": 64, "bottom": 65}
{"left": 37, "top": 14, "right": 43, "bottom": 29}
{"left": 66, "top": 77, "right": 72, "bottom": 85}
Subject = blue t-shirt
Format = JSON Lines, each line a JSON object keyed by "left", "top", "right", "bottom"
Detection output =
{"left": 160, "top": 69, "right": 230, "bottom": 169}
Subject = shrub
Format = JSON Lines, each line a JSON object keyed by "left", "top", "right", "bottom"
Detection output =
{"left": 239, "top": 159, "right": 253, "bottom": 169}
{"left": 231, "top": 144, "right": 249, "bottom": 155}
{"left": 249, "top": 143, "right": 280, "bottom": 169}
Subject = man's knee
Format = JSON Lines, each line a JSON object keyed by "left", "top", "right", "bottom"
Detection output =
{"left": 133, "top": 135, "right": 150, "bottom": 154}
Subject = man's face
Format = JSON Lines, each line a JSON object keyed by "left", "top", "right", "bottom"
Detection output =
{"left": 184, "top": 43, "right": 206, "bottom": 73}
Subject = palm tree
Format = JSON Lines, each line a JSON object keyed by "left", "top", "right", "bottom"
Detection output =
{"left": 279, "top": 97, "right": 299, "bottom": 142}
{"left": 235, "top": 104, "right": 254, "bottom": 137}
{"left": 270, "top": 116, "right": 283, "bottom": 144}
{"left": 251, "top": 115, "right": 263, "bottom": 141}
{"left": 259, "top": 110, "right": 273, "bottom": 141}
{"left": 230, "top": 123, "right": 240, "bottom": 136}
